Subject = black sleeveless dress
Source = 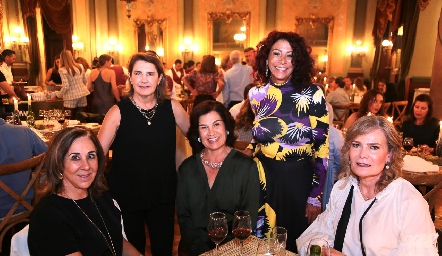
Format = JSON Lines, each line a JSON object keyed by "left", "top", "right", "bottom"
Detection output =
{"left": 108, "top": 98, "right": 177, "bottom": 213}
{"left": 92, "top": 71, "right": 115, "bottom": 115}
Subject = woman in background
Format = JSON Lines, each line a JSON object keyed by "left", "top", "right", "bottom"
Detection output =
{"left": 75, "top": 57, "right": 93, "bottom": 82}
{"left": 98, "top": 52, "right": 189, "bottom": 254}
{"left": 52, "top": 50, "right": 90, "bottom": 119}
{"left": 343, "top": 89, "right": 385, "bottom": 129}
{"left": 353, "top": 76, "right": 367, "bottom": 96}
{"left": 44, "top": 54, "right": 62, "bottom": 87}
{"left": 183, "top": 55, "right": 224, "bottom": 104}
{"left": 87, "top": 54, "right": 120, "bottom": 115}
{"left": 402, "top": 94, "right": 440, "bottom": 150}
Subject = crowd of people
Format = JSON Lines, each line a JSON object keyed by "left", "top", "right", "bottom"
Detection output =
{"left": 0, "top": 30, "right": 440, "bottom": 256}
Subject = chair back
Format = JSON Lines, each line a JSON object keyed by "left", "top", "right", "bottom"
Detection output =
{"left": 391, "top": 101, "right": 408, "bottom": 126}
{"left": 382, "top": 102, "right": 392, "bottom": 116}
{"left": 0, "top": 153, "right": 45, "bottom": 252}
{"left": 331, "top": 104, "right": 351, "bottom": 127}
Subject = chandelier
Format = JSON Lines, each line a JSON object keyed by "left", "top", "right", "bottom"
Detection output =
{"left": 120, "top": 0, "right": 137, "bottom": 18}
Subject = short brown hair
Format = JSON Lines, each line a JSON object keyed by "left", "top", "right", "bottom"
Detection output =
{"left": 39, "top": 127, "right": 108, "bottom": 198}
{"left": 339, "top": 116, "right": 402, "bottom": 192}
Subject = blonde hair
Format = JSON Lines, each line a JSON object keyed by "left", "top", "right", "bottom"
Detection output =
{"left": 339, "top": 116, "right": 402, "bottom": 192}
{"left": 59, "top": 50, "right": 82, "bottom": 76}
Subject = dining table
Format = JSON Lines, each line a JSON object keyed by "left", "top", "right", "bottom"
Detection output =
{"left": 200, "top": 235, "right": 298, "bottom": 256}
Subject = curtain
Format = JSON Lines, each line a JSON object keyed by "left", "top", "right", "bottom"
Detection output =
{"left": 397, "top": 0, "right": 420, "bottom": 100}
{"left": 22, "top": 0, "right": 40, "bottom": 85}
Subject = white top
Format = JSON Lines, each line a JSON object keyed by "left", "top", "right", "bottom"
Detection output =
{"left": 296, "top": 176, "right": 438, "bottom": 256}
{"left": 229, "top": 100, "right": 244, "bottom": 119}
{"left": 0, "top": 62, "right": 13, "bottom": 85}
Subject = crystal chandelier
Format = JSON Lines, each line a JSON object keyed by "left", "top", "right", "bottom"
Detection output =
{"left": 120, "top": 0, "right": 137, "bottom": 18}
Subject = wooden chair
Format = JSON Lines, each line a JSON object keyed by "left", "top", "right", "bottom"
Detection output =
{"left": 0, "top": 153, "right": 45, "bottom": 252}
{"left": 180, "top": 98, "right": 194, "bottom": 114}
{"left": 391, "top": 101, "right": 408, "bottom": 126}
{"left": 382, "top": 102, "right": 392, "bottom": 116}
{"left": 331, "top": 104, "right": 351, "bottom": 127}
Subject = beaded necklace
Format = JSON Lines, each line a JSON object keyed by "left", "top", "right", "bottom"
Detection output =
{"left": 200, "top": 149, "right": 223, "bottom": 169}
{"left": 130, "top": 96, "right": 158, "bottom": 125}
{"left": 68, "top": 194, "right": 116, "bottom": 256}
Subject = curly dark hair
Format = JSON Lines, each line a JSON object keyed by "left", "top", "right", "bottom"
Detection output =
{"left": 188, "top": 100, "right": 237, "bottom": 154}
{"left": 200, "top": 55, "right": 218, "bottom": 74}
{"left": 39, "top": 127, "right": 108, "bottom": 198}
{"left": 253, "top": 30, "right": 315, "bottom": 91}
{"left": 357, "top": 89, "right": 385, "bottom": 118}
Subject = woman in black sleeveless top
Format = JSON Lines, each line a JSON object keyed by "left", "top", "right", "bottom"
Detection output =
{"left": 98, "top": 53, "right": 190, "bottom": 254}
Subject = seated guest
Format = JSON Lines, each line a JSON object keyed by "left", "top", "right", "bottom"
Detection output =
{"left": 297, "top": 116, "right": 438, "bottom": 255}
{"left": 353, "top": 76, "right": 367, "bottom": 96}
{"left": 176, "top": 101, "right": 259, "bottom": 255}
{"left": 229, "top": 83, "right": 254, "bottom": 119}
{"left": 343, "top": 89, "right": 385, "bottom": 129}
{"left": 28, "top": 127, "right": 141, "bottom": 256}
{"left": 322, "top": 103, "right": 343, "bottom": 211}
{"left": 0, "top": 118, "right": 47, "bottom": 217}
{"left": 402, "top": 94, "right": 440, "bottom": 150}
{"left": 326, "top": 77, "right": 350, "bottom": 121}
{"left": 234, "top": 97, "right": 254, "bottom": 142}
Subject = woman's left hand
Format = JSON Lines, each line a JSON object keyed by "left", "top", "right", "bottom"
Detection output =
{"left": 305, "top": 203, "right": 321, "bottom": 224}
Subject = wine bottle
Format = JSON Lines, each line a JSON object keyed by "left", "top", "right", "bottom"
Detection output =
{"left": 12, "top": 109, "right": 21, "bottom": 125}
{"left": 26, "top": 104, "right": 35, "bottom": 128}
{"left": 309, "top": 245, "right": 321, "bottom": 256}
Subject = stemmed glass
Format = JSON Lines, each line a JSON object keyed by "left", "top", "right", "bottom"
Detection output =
{"left": 307, "top": 238, "right": 330, "bottom": 256}
{"left": 232, "top": 210, "right": 252, "bottom": 256}
{"left": 207, "top": 212, "right": 228, "bottom": 255}
{"left": 256, "top": 238, "right": 280, "bottom": 255}
{"left": 403, "top": 137, "right": 414, "bottom": 155}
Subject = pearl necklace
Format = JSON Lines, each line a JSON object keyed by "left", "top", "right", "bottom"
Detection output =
{"left": 66, "top": 193, "right": 116, "bottom": 256}
{"left": 130, "top": 96, "right": 158, "bottom": 125}
{"left": 200, "top": 149, "right": 224, "bottom": 169}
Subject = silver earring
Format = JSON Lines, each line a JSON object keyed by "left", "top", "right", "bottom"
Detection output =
{"left": 198, "top": 137, "right": 201, "bottom": 142}
{"left": 58, "top": 173, "right": 63, "bottom": 180}
{"left": 385, "top": 163, "right": 390, "bottom": 170}
{"left": 266, "top": 60, "right": 269, "bottom": 77}
{"left": 226, "top": 131, "right": 230, "bottom": 135}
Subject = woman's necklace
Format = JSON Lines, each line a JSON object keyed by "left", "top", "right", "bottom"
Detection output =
{"left": 66, "top": 193, "right": 117, "bottom": 256}
{"left": 200, "top": 149, "right": 225, "bottom": 169}
{"left": 130, "top": 96, "right": 158, "bottom": 125}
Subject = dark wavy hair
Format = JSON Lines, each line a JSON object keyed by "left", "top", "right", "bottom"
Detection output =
{"left": 407, "top": 93, "right": 434, "bottom": 124}
{"left": 339, "top": 116, "right": 402, "bottom": 193}
{"left": 357, "top": 89, "right": 385, "bottom": 118}
{"left": 39, "top": 127, "right": 107, "bottom": 198}
{"left": 127, "top": 52, "right": 170, "bottom": 103}
{"left": 188, "top": 100, "right": 237, "bottom": 154}
{"left": 254, "top": 30, "right": 315, "bottom": 91}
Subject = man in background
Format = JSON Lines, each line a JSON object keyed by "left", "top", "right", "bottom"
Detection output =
{"left": 223, "top": 50, "right": 253, "bottom": 109}
{"left": 244, "top": 47, "right": 256, "bottom": 67}
{"left": 0, "top": 118, "right": 47, "bottom": 218}
{"left": 343, "top": 77, "right": 353, "bottom": 97}
{"left": 165, "top": 59, "right": 185, "bottom": 98}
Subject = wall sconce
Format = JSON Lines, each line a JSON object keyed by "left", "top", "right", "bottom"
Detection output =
{"left": 72, "top": 35, "right": 84, "bottom": 58}
{"left": 104, "top": 38, "right": 123, "bottom": 56}
{"left": 5, "top": 26, "right": 29, "bottom": 62}
{"left": 120, "top": 0, "right": 137, "bottom": 18}
{"left": 347, "top": 40, "right": 368, "bottom": 57}
{"left": 381, "top": 39, "right": 393, "bottom": 47}
{"left": 179, "top": 37, "right": 198, "bottom": 62}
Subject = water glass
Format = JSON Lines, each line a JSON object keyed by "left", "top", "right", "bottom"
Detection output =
{"left": 270, "top": 226, "right": 287, "bottom": 254}
{"left": 256, "top": 238, "right": 280, "bottom": 256}
{"left": 5, "top": 116, "right": 14, "bottom": 124}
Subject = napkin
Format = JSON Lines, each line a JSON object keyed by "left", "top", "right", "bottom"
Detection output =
{"left": 403, "top": 155, "right": 439, "bottom": 172}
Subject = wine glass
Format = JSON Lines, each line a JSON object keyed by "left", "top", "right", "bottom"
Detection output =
{"left": 207, "top": 212, "right": 228, "bottom": 255}
{"left": 57, "top": 113, "right": 65, "bottom": 128}
{"left": 403, "top": 137, "right": 414, "bottom": 155}
{"left": 270, "top": 226, "right": 287, "bottom": 254}
{"left": 232, "top": 210, "right": 252, "bottom": 256}
{"left": 307, "top": 238, "right": 329, "bottom": 256}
